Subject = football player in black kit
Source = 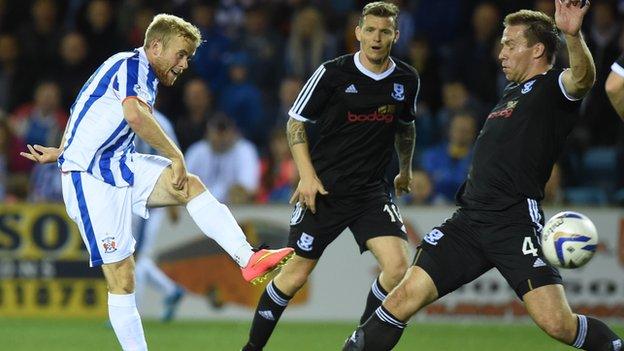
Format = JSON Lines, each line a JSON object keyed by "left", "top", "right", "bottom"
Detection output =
{"left": 241, "top": 2, "right": 419, "bottom": 350}
{"left": 606, "top": 54, "right": 624, "bottom": 120}
{"left": 344, "top": 1, "right": 623, "bottom": 351}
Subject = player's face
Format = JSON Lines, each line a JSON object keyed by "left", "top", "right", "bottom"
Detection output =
{"left": 355, "top": 15, "right": 398, "bottom": 65}
{"left": 153, "top": 35, "right": 196, "bottom": 86}
{"left": 498, "top": 25, "right": 535, "bottom": 83}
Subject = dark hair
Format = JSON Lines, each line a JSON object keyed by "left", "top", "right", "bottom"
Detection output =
{"left": 358, "top": 1, "right": 399, "bottom": 29}
{"left": 503, "top": 10, "right": 559, "bottom": 63}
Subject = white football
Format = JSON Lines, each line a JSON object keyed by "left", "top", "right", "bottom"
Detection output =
{"left": 541, "top": 211, "right": 598, "bottom": 269}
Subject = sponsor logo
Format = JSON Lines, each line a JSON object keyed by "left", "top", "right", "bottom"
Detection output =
{"left": 487, "top": 100, "right": 518, "bottom": 120}
{"left": 391, "top": 83, "right": 405, "bottom": 101}
{"left": 297, "top": 233, "right": 314, "bottom": 252}
{"left": 347, "top": 111, "right": 394, "bottom": 123}
{"left": 345, "top": 84, "right": 358, "bottom": 93}
{"left": 133, "top": 84, "right": 152, "bottom": 102}
{"left": 521, "top": 80, "right": 536, "bottom": 94}
{"left": 101, "top": 236, "right": 117, "bottom": 253}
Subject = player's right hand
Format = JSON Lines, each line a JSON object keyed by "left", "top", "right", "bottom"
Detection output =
{"left": 19, "top": 144, "right": 61, "bottom": 164}
{"left": 289, "top": 175, "right": 328, "bottom": 214}
{"left": 170, "top": 157, "right": 188, "bottom": 192}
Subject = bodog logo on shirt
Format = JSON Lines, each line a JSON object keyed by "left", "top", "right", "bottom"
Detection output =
{"left": 487, "top": 100, "right": 518, "bottom": 120}
{"left": 347, "top": 105, "right": 396, "bottom": 123}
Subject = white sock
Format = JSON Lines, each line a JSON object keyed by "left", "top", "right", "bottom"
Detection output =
{"left": 108, "top": 293, "right": 148, "bottom": 351}
{"left": 186, "top": 190, "right": 253, "bottom": 267}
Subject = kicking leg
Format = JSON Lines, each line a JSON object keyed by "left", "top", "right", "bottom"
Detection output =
{"left": 243, "top": 254, "right": 318, "bottom": 351}
{"left": 102, "top": 256, "right": 147, "bottom": 351}
{"left": 360, "top": 236, "right": 409, "bottom": 324}
{"left": 147, "top": 167, "right": 293, "bottom": 283}
{"left": 525, "top": 284, "right": 622, "bottom": 350}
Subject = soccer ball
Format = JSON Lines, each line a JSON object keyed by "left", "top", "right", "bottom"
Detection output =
{"left": 541, "top": 211, "right": 598, "bottom": 269}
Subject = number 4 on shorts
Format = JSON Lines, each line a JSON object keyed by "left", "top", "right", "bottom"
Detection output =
{"left": 522, "top": 236, "right": 539, "bottom": 257}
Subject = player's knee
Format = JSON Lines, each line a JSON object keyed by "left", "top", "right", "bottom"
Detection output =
{"left": 381, "top": 261, "right": 409, "bottom": 289}
{"left": 186, "top": 174, "right": 206, "bottom": 199}
{"left": 107, "top": 274, "right": 135, "bottom": 294}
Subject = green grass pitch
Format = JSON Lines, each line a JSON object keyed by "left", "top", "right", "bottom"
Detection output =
{"left": 2, "top": 318, "right": 622, "bottom": 350}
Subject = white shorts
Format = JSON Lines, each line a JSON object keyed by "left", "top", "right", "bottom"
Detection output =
{"left": 62, "top": 153, "right": 171, "bottom": 267}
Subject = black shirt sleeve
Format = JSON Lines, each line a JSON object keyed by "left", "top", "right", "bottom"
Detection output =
{"left": 400, "top": 68, "right": 420, "bottom": 123}
{"left": 288, "top": 64, "right": 333, "bottom": 123}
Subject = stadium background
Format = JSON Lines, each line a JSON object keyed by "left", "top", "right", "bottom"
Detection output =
{"left": 0, "top": 0, "right": 623, "bottom": 350}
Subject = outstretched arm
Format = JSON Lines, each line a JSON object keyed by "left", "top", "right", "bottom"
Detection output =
{"left": 557, "top": 0, "right": 596, "bottom": 98}
{"left": 394, "top": 121, "right": 416, "bottom": 196}
{"left": 286, "top": 117, "right": 327, "bottom": 213}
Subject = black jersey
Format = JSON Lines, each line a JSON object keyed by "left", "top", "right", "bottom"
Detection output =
{"left": 457, "top": 69, "right": 581, "bottom": 210}
{"left": 289, "top": 53, "right": 419, "bottom": 196}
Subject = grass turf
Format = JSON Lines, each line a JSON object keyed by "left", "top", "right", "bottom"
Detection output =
{"left": 1, "top": 318, "right": 622, "bottom": 350}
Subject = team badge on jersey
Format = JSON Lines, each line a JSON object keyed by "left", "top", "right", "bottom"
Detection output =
{"left": 391, "top": 83, "right": 405, "bottom": 101}
{"left": 521, "top": 80, "right": 536, "bottom": 94}
{"left": 102, "top": 236, "right": 117, "bottom": 253}
{"left": 297, "top": 233, "right": 314, "bottom": 251}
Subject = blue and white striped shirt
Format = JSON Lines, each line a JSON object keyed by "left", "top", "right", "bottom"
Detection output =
{"left": 58, "top": 47, "right": 159, "bottom": 187}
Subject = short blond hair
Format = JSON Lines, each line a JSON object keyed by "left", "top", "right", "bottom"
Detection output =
{"left": 359, "top": 1, "right": 399, "bottom": 29}
{"left": 143, "top": 14, "right": 202, "bottom": 50}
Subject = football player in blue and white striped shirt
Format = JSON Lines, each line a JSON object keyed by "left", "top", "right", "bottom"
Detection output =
{"left": 21, "top": 14, "right": 293, "bottom": 350}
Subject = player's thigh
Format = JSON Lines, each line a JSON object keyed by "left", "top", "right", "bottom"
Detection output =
{"left": 524, "top": 284, "right": 577, "bottom": 342}
{"left": 414, "top": 211, "right": 492, "bottom": 298}
{"left": 366, "top": 236, "right": 409, "bottom": 277}
{"left": 61, "top": 171, "right": 135, "bottom": 267}
{"left": 287, "top": 198, "right": 349, "bottom": 260}
{"left": 130, "top": 153, "right": 181, "bottom": 212}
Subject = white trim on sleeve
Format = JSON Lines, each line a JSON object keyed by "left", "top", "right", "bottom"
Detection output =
{"left": 611, "top": 62, "right": 624, "bottom": 78}
{"left": 558, "top": 70, "right": 582, "bottom": 101}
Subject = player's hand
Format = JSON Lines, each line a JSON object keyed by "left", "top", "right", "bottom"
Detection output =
{"left": 289, "top": 175, "right": 328, "bottom": 214}
{"left": 394, "top": 172, "right": 412, "bottom": 197}
{"left": 555, "top": 0, "right": 590, "bottom": 37}
{"left": 19, "top": 144, "right": 61, "bottom": 164}
{"left": 170, "top": 157, "right": 188, "bottom": 192}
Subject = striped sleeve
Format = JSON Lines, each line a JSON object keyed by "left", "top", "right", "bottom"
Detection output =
{"left": 288, "top": 64, "right": 331, "bottom": 123}
{"left": 115, "top": 55, "right": 156, "bottom": 108}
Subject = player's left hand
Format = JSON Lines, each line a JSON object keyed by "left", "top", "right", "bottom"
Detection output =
{"left": 394, "top": 172, "right": 412, "bottom": 196}
{"left": 19, "top": 144, "right": 61, "bottom": 163}
{"left": 555, "top": 0, "right": 590, "bottom": 36}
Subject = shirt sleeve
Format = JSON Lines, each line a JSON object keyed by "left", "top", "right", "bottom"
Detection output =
{"left": 288, "top": 64, "right": 333, "bottom": 123}
{"left": 611, "top": 54, "right": 624, "bottom": 78}
{"left": 400, "top": 70, "right": 420, "bottom": 123}
{"left": 115, "top": 57, "right": 156, "bottom": 108}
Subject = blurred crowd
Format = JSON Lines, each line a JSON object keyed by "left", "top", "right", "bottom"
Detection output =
{"left": 0, "top": 0, "right": 623, "bottom": 206}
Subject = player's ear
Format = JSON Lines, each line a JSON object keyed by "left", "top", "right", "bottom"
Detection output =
{"left": 150, "top": 39, "right": 163, "bottom": 56}
{"left": 355, "top": 25, "right": 362, "bottom": 42}
{"left": 533, "top": 42, "right": 546, "bottom": 60}
{"left": 393, "top": 29, "right": 400, "bottom": 44}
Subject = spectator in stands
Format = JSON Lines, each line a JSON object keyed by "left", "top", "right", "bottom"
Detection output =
{"left": 389, "top": 0, "right": 415, "bottom": 59}
{"left": 435, "top": 81, "right": 484, "bottom": 141}
{"left": 53, "top": 32, "right": 92, "bottom": 110}
{"left": 257, "top": 128, "right": 297, "bottom": 204}
{"left": 218, "top": 52, "right": 265, "bottom": 144}
{"left": 10, "top": 81, "right": 66, "bottom": 147}
{"left": 421, "top": 112, "right": 477, "bottom": 204}
{"left": 446, "top": 2, "right": 501, "bottom": 106}
{"left": 191, "top": 2, "right": 231, "bottom": 93}
{"left": 175, "top": 78, "right": 214, "bottom": 153}
{"left": 285, "top": 6, "right": 336, "bottom": 78}
{"left": 185, "top": 114, "right": 260, "bottom": 204}
{"left": 125, "top": 7, "right": 156, "bottom": 48}
{"left": 0, "top": 33, "right": 34, "bottom": 113}
{"left": 77, "top": 0, "right": 121, "bottom": 64}
{"left": 17, "top": 0, "right": 60, "bottom": 69}
{"left": 270, "top": 77, "right": 303, "bottom": 129}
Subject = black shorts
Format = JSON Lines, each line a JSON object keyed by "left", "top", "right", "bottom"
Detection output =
{"left": 414, "top": 199, "right": 562, "bottom": 299}
{"left": 287, "top": 192, "right": 407, "bottom": 259}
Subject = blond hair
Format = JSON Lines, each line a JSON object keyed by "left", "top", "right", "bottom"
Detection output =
{"left": 504, "top": 10, "right": 558, "bottom": 63}
{"left": 359, "top": 1, "right": 399, "bottom": 29}
{"left": 143, "top": 14, "right": 202, "bottom": 50}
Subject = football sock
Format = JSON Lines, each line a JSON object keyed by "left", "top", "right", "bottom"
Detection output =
{"left": 108, "top": 293, "right": 147, "bottom": 351}
{"left": 243, "top": 281, "right": 292, "bottom": 350}
{"left": 360, "top": 276, "right": 388, "bottom": 324}
{"left": 573, "top": 315, "right": 622, "bottom": 350}
{"left": 351, "top": 306, "right": 406, "bottom": 351}
{"left": 186, "top": 190, "right": 253, "bottom": 267}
